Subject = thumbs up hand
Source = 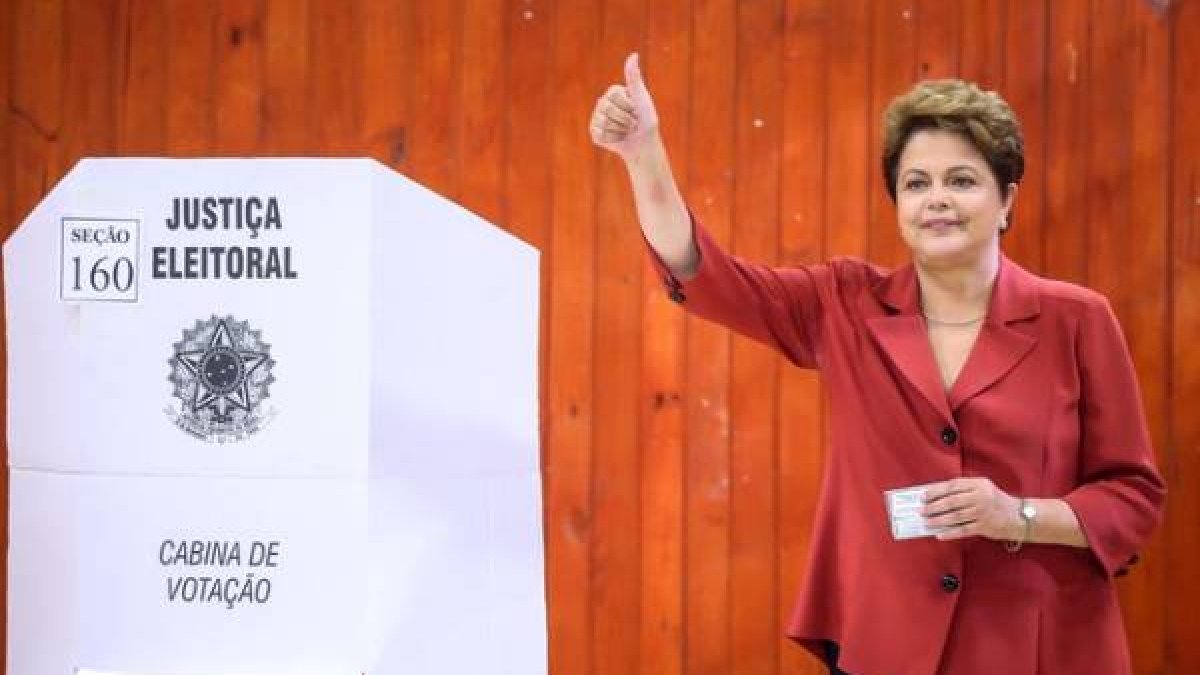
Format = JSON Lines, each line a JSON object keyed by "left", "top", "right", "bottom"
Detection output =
{"left": 590, "top": 53, "right": 661, "bottom": 160}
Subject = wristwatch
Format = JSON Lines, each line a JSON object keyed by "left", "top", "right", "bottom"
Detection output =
{"left": 1006, "top": 499, "right": 1037, "bottom": 552}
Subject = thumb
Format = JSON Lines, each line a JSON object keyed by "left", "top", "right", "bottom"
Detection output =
{"left": 624, "top": 52, "right": 651, "bottom": 104}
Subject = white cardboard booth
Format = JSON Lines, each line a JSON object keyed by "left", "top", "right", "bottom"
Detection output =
{"left": 3, "top": 159, "right": 545, "bottom": 675}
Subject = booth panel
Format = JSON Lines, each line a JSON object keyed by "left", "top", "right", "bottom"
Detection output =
{"left": 368, "top": 167, "right": 540, "bottom": 477}
{"left": 8, "top": 469, "right": 84, "bottom": 675}
{"left": 10, "top": 471, "right": 368, "bottom": 674}
{"left": 5, "top": 159, "right": 374, "bottom": 478}
{"left": 368, "top": 470, "right": 546, "bottom": 675}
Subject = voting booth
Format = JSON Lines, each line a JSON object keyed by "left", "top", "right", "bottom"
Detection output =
{"left": 3, "top": 159, "right": 545, "bottom": 674}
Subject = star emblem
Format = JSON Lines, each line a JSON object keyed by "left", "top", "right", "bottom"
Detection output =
{"left": 173, "top": 319, "right": 270, "bottom": 424}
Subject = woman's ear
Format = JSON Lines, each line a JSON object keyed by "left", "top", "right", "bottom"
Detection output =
{"left": 1003, "top": 183, "right": 1018, "bottom": 214}
{"left": 1001, "top": 183, "right": 1018, "bottom": 232}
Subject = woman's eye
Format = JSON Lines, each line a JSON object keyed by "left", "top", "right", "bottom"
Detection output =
{"left": 949, "top": 175, "right": 977, "bottom": 188}
{"left": 904, "top": 178, "right": 928, "bottom": 191}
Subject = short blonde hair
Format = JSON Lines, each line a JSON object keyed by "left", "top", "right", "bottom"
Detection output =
{"left": 882, "top": 79, "right": 1024, "bottom": 202}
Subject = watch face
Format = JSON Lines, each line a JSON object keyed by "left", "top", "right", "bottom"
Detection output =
{"left": 1021, "top": 503, "right": 1037, "bottom": 519}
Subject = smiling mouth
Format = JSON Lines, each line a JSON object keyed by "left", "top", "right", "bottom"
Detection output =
{"left": 921, "top": 219, "right": 962, "bottom": 229}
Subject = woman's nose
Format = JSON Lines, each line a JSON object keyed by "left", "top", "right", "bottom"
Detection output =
{"left": 925, "top": 184, "right": 951, "bottom": 210}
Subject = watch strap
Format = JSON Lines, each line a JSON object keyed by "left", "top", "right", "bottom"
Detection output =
{"left": 1005, "top": 498, "right": 1033, "bottom": 553}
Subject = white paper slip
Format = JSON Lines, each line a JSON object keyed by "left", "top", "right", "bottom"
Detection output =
{"left": 884, "top": 484, "right": 940, "bottom": 540}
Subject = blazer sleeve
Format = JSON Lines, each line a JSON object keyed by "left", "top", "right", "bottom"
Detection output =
{"left": 1061, "top": 297, "right": 1167, "bottom": 577}
{"left": 644, "top": 212, "right": 829, "bottom": 368}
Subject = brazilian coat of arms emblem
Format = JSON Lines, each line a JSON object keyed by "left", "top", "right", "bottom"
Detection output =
{"left": 166, "top": 315, "right": 276, "bottom": 442}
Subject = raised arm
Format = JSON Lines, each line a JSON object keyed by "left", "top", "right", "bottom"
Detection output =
{"left": 589, "top": 53, "right": 697, "bottom": 277}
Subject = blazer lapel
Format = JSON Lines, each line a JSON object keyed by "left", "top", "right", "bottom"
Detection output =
{"left": 946, "top": 323, "right": 1036, "bottom": 410}
{"left": 866, "top": 264, "right": 954, "bottom": 424}
{"left": 866, "top": 315, "right": 954, "bottom": 423}
{"left": 947, "top": 255, "right": 1040, "bottom": 411}
{"left": 866, "top": 254, "right": 1042, "bottom": 419}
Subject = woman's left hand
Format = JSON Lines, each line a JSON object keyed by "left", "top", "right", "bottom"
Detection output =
{"left": 921, "top": 477, "right": 1022, "bottom": 542}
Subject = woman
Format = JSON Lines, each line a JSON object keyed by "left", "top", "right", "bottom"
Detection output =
{"left": 589, "top": 54, "right": 1166, "bottom": 675}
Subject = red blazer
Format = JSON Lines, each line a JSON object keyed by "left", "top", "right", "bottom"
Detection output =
{"left": 649, "top": 219, "right": 1166, "bottom": 675}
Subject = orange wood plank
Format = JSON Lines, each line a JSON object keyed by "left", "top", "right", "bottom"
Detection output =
{"left": 1082, "top": 0, "right": 1132, "bottom": 306}
{"left": 457, "top": 0, "right": 506, "bottom": 224}
{"left": 116, "top": 0, "right": 167, "bottom": 154}
{"left": 6, "top": 73, "right": 56, "bottom": 235}
{"left": 914, "top": 0, "right": 960, "bottom": 80}
{"left": 406, "top": 0, "right": 460, "bottom": 199}
{"left": 777, "top": 2, "right": 830, "bottom": 673}
{"left": 310, "top": 0, "right": 361, "bottom": 154}
{"left": 164, "top": 0, "right": 216, "bottom": 155}
{"left": 505, "top": 0, "right": 551, "bottom": 250}
{"left": 778, "top": 0, "right": 829, "bottom": 268}
{"left": 0, "top": 1, "right": 9, "bottom": 231}
{"left": 5, "top": 0, "right": 60, "bottom": 229}
{"left": 503, "top": 10, "right": 553, "bottom": 613}
{"left": 1168, "top": 2, "right": 1200, "bottom": 671}
{"left": 1078, "top": 6, "right": 1168, "bottom": 669}
{"left": 359, "top": 0, "right": 409, "bottom": 168}
{"left": 10, "top": 0, "right": 64, "bottom": 155}
{"left": 5, "top": 0, "right": 62, "bottom": 279}
{"left": 1117, "top": 3, "right": 1171, "bottom": 673}
{"left": 1041, "top": 0, "right": 1089, "bottom": 284}
{"left": 590, "top": 0, "right": 645, "bottom": 671}
{"left": 261, "top": 0, "right": 312, "bottom": 155}
{"left": 866, "top": 1, "right": 916, "bottom": 268}
{"left": 544, "top": 1, "right": 596, "bottom": 673}
{"left": 686, "top": 0, "right": 737, "bottom": 672}
{"left": 824, "top": 0, "right": 871, "bottom": 259}
{"left": 729, "top": 2, "right": 784, "bottom": 674}
{"left": 638, "top": 2, "right": 690, "bottom": 674}
{"left": 54, "top": 0, "right": 119, "bottom": 182}
{"left": 213, "top": 0, "right": 264, "bottom": 154}
{"left": 957, "top": 0, "right": 1004, "bottom": 88}
{"left": 1001, "top": 0, "right": 1047, "bottom": 272}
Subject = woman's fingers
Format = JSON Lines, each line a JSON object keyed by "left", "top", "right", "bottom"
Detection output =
{"left": 922, "top": 491, "right": 974, "bottom": 517}
{"left": 590, "top": 97, "right": 641, "bottom": 148}
{"left": 596, "top": 85, "right": 637, "bottom": 127}
{"left": 923, "top": 478, "right": 975, "bottom": 504}
{"left": 595, "top": 104, "right": 637, "bottom": 131}
{"left": 920, "top": 477, "right": 1022, "bottom": 542}
{"left": 591, "top": 125, "right": 628, "bottom": 145}
{"left": 604, "top": 85, "right": 636, "bottom": 114}
{"left": 624, "top": 52, "right": 655, "bottom": 115}
{"left": 590, "top": 118, "right": 632, "bottom": 145}
{"left": 588, "top": 53, "right": 661, "bottom": 156}
{"left": 925, "top": 505, "right": 980, "bottom": 530}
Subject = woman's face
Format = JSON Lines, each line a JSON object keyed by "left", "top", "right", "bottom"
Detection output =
{"left": 894, "top": 128, "right": 1014, "bottom": 268}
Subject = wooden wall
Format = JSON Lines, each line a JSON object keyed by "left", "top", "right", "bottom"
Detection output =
{"left": 2, "top": 0, "right": 1198, "bottom": 672}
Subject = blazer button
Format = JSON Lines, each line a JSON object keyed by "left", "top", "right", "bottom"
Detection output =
{"left": 668, "top": 288, "right": 686, "bottom": 303}
{"left": 941, "top": 574, "right": 961, "bottom": 593}
{"left": 940, "top": 426, "right": 958, "bottom": 445}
